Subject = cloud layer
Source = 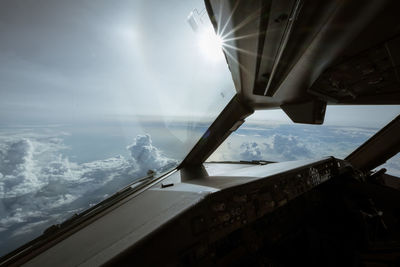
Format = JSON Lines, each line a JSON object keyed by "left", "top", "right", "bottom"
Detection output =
{"left": 0, "top": 131, "right": 177, "bottom": 255}
{"left": 210, "top": 124, "right": 378, "bottom": 162}
{"left": 211, "top": 124, "right": 400, "bottom": 178}
{"left": 1, "top": 123, "right": 399, "bottom": 257}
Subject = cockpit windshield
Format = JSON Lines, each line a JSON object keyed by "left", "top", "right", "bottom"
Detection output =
{"left": 0, "top": 0, "right": 235, "bottom": 256}
{"left": 209, "top": 106, "right": 400, "bottom": 163}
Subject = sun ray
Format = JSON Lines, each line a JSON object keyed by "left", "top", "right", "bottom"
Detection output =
{"left": 221, "top": 8, "right": 262, "bottom": 40}
{"left": 223, "top": 32, "right": 261, "bottom": 43}
{"left": 216, "top": 0, "right": 224, "bottom": 36}
{"left": 218, "top": 0, "right": 240, "bottom": 38}
{"left": 223, "top": 43, "right": 259, "bottom": 57}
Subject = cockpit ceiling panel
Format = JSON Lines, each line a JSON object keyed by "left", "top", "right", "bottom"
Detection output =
{"left": 207, "top": 0, "right": 399, "bottom": 109}
{"left": 309, "top": 36, "right": 400, "bottom": 105}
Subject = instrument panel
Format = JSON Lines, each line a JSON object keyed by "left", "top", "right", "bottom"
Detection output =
{"left": 17, "top": 157, "right": 342, "bottom": 267}
{"left": 189, "top": 158, "right": 338, "bottom": 243}
{"left": 106, "top": 157, "right": 341, "bottom": 266}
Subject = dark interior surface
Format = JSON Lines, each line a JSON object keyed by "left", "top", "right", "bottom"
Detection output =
{"left": 204, "top": 0, "right": 400, "bottom": 121}
{"left": 106, "top": 160, "right": 400, "bottom": 267}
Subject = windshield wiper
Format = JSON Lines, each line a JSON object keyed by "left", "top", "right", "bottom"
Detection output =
{"left": 207, "top": 160, "right": 276, "bottom": 165}
{"left": 0, "top": 171, "right": 163, "bottom": 265}
{"left": 44, "top": 170, "right": 157, "bottom": 235}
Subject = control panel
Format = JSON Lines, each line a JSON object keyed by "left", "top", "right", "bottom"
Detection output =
{"left": 104, "top": 157, "right": 342, "bottom": 266}
{"left": 189, "top": 158, "right": 337, "bottom": 241}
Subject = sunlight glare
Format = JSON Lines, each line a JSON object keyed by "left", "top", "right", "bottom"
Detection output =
{"left": 198, "top": 27, "right": 224, "bottom": 61}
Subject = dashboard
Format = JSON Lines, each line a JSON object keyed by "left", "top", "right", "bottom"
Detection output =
{"left": 182, "top": 158, "right": 338, "bottom": 245}
{"left": 16, "top": 157, "right": 343, "bottom": 267}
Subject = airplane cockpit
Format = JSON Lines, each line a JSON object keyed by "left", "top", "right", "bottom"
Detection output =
{"left": 1, "top": 0, "right": 400, "bottom": 266}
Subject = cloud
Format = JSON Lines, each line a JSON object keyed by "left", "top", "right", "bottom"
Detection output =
{"left": 10, "top": 220, "right": 50, "bottom": 238}
{"left": 240, "top": 142, "right": 262, "bottom": 160}
{"left": 271, "top": 135, "right": 312, "bottom": 160}
{"left": 0, "top": 131, "right": 177, "bottom": 254}
{"left": 0, "top": 138, "right": 42, "bottom": 198}
{"left": 209, "top": 124, "right": 376, "bottom": 163}
{"left": 237, "top": 135, "right": 313, "bottom": 162}
{"left": 379, "top": 153, "right": 400, "bottom": 177}
{"left": 127, "top": 134, "right": 177, "bottom": 173}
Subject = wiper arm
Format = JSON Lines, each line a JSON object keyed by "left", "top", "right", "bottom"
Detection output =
{"left": 1, "top": 171, "right": 162, "bottom": 265}
{"left": 44, "top": 171, "right": 157, "bottom": 235}
{"left": 127, "top": 170, "right": 155, "bottom": 190}
{"left": 207, "top": 160, "right": 276, "bottom": 165}
{"left": 240, "top": 160, "right": 276, "bottom": 165}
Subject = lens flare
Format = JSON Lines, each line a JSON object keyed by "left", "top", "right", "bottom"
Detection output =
{"left": 197, "top": 27, "right": 224, "bottom": 61}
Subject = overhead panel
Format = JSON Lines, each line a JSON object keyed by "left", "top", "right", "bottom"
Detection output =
{"left": 253, "top": 0, "right": 340, "bottom": 97}
{"left": 309, "top": 36, "right": 400, "bottom": 104}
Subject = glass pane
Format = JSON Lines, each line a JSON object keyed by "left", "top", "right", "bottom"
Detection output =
{"left": 209, "top": 106, "right": 400, "bottom": 162}
{"left": 0, "top": 0, "right": 235, "bottom": 256}
{"left": 375, "top": 153, "right": 400, "bottom": 177}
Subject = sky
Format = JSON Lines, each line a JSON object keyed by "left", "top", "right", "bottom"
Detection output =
{"left": 0, "top": 0, "right": 234, "bottom": 124}
{"left": 1, "top": 0, "right": 398, "bottom": 127}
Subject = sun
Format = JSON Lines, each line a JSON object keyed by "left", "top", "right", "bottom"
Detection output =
{"left": 197, "top": 27, "right": 224, "bottom": 61}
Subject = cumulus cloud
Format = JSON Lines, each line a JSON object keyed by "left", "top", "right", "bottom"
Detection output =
{"left": 240, "top": 142, "right": 262, "bottom": 160}
{"left": 0, "top": 131, "right": 177, "bottom": 255}
{"left": 209, "top": 124, "right": 376, "bottom": 163}
{"left": 271, "top": 135, "right": 312, "bottom": 160}
{"left": 127, "top": 134, "right": 177, "bottom": 173}
{"left": 237, "top": 135, "right": 313, "bottom": 162}
{"left": 0, "top": 139, "right": 41, "bottom": 198}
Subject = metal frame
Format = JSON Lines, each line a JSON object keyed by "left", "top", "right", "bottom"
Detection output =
{"left": 179, "top": 95, "right": 253, "bottom": 167}
{"left": 346, "top": 114, "right": 400, "bottom": 171}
